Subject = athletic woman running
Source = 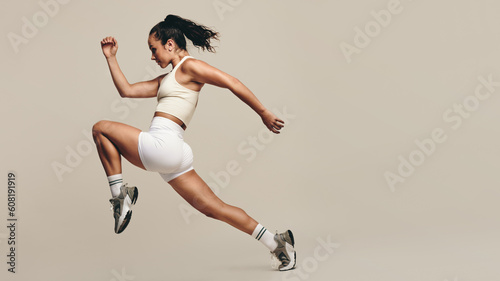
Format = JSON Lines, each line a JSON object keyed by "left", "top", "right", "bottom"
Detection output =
{"left": 92, "top": 15, "right": 296, "bottom": 271}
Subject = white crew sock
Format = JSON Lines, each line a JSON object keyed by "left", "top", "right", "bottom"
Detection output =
{"left": 252, "top": 223, "right": 278, "bottom": 251}
{"left": 108, "top": 174, "right": 123, "bottom": 198}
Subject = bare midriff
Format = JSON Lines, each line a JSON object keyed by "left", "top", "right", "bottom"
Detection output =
{"left": 154, "top": 111, "right": 186, "bottom": 130}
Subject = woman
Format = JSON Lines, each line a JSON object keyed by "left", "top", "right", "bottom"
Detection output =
{"left": 92, "top": 14, "right": 296, "bottom": 271}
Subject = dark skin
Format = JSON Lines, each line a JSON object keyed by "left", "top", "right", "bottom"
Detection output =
{"left": 92, "top": 35, "right": 284, "bottom": 234}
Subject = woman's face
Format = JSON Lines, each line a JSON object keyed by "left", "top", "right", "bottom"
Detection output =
{"left": 148, "top": 33, "right": 170, "bottom": 68}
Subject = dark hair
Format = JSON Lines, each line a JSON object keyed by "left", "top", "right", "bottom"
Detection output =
{"left": 149, "top": 14, "right": 219, "bottom": 53}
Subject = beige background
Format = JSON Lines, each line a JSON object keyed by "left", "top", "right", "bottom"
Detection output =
{"left": 1, "top": 0, "right": 500, "bottom": 280}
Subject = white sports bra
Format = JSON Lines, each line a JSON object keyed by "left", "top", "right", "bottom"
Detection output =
{"left": 156, "top": 56, "right": 200, "bottom": 126}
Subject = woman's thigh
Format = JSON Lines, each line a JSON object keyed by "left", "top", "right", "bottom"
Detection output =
{"left": 93, "top": 120, "right": 145, "bottom": 169}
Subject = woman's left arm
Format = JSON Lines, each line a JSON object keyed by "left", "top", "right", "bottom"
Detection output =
{"left": 183, "top": 59, "right": 284, "bottom": 134}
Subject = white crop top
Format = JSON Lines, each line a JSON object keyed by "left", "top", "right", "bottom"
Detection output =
{"left": 156, "top": 56, "right": 200, "bottom": 126}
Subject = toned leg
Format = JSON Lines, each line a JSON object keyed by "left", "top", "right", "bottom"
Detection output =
{"left": 92, "top": 120, "right": 146, "bottom": 175}
{"left": 168, "top": 169, "right": 258, "bottom": 235}
{"left": 169, "top": 170, "right": 296, "bottom": 271}
{"left": 93, "top": 120, "right": 144, "bottom": 234}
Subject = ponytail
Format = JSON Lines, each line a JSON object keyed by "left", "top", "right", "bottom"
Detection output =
{"left": 149, "top": 14, "right": 219, "bottom": 53}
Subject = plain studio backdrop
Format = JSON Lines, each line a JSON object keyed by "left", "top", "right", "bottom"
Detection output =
{"left": 1, "top": 0, "right": 500, "bottom": 280}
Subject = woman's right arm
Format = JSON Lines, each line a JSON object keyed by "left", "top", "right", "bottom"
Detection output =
{"left": 101, "top": 36, "right": 161, "bottom": 98}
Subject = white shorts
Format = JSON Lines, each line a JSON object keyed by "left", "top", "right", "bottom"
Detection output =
{"left": 138, "top": 117, "right": 194, "bottom": 182}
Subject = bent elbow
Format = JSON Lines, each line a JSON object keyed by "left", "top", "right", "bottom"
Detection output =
{"left": 118, "top": 86, "right": 133, "bottom": 98}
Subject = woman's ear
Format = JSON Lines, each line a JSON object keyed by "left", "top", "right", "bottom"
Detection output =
{"left": 164, "top": 39, "right": 173, "bottom": 50}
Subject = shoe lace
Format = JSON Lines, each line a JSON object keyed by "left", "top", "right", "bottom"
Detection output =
{"left": 109, "top": 183, "right": 129, "bottom": 212}
{"left": 109, "top": 198, "right": 120, "bottom": 213}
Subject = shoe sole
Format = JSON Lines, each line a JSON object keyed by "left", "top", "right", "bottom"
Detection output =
{"left": 116, "top": 210, "right": 132, "bottom": 234}
{"left": 279, "top": 245, "right": 296, "bottom": 271}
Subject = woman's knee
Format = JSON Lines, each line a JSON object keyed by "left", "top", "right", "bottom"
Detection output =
{"left": 203, "top": 206, "right": 224, "bottom": 220}
{"left": 92, "top": 120, "right": 111, "bottom": 140}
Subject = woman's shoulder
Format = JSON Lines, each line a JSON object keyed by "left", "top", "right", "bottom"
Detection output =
{"left": 183, "top": 56, "right": 204, "bottom": 67}
{"left": 180, "top": 57, "right": 212, "bottom": 75}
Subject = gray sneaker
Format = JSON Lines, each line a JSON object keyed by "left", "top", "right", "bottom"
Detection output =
{"left": 271, "top": 230, "right": 296, "bottom": 271}
{"left": 109, "top": 183, "right": 138, "bottom": 234}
